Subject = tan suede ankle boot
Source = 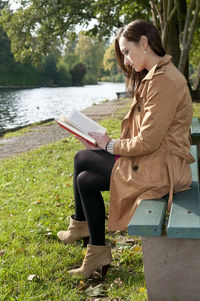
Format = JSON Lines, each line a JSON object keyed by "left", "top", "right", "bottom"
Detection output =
{"left": 57, "top": 215, "right": 89, "bottom": 246}
{"left": 68, "top": 244, "right": 112, "bottom": 278}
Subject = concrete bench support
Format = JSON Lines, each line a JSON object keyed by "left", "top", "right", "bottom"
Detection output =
{"left": 142, "top": 235, "right": 200, "bottom": 301}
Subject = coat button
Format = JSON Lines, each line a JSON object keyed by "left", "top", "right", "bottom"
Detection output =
{"left": 133, "top": 165, "right": 139, "bottom": 171}
{"left": 137, "top": 106, "right": 141, "bottom": 112}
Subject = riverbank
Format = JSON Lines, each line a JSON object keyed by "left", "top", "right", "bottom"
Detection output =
{"left": 0, "top": 98, "right": 130, "bottom": 160}
{"left": 0, "top": 108, "right": 145, "bottom": 301}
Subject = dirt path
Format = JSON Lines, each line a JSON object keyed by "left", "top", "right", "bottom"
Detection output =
{"left": 0, "top": 99, "right": 130, "bottom": 160}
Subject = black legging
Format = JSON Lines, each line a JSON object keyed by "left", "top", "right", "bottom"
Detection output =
{"left": 73, "top": 149, "right": 115, "bottom": 245}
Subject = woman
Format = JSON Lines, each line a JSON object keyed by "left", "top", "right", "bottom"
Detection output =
{"left": 57, "top": 19, "right": 194, "bottom": 278}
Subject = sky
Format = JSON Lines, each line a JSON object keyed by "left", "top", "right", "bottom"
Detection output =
{"left": 7, "top": 0, "right": 20, "bottom": 10}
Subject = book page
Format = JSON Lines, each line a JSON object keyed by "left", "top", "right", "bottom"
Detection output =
{"left": 67, "top": 109, "right": 107, "bottom": 134}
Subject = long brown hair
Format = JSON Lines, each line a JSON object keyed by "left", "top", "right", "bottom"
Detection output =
{"left": 115, "top": 20, "right": 166, "bottom": 95}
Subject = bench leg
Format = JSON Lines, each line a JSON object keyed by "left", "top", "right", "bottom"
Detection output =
{"left": 142, "top": 236, "right": 200, "bottom": 301}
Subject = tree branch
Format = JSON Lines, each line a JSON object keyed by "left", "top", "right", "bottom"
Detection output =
{"left": 150, "top": 0, "right": 158, "bottom": 28}
{"left": 185, "top": 0, "right": 200, "bottom": 49}
{"left": 167, "top": 0, "right": 173, "bottom": 17}
{"left": 162, "top": 0, "right": 178, "bottom": 48}
{"left": 150, "top": 0, "right": 163, "bottom": 29}
{"left": 167, "top": 0, "right": 178, "bottom": 23}
{"left": 163, "top": 0, "right": 168, "bottom": 26}
{"left": 178, "top": 0, "right": 200, "bottom": 73}
{"left": 181, "top": 0, "right": 196, "bottom": 47}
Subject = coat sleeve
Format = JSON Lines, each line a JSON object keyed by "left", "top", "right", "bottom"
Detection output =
{"left": 113, "top": 74, "right": 184, "bottom": 156}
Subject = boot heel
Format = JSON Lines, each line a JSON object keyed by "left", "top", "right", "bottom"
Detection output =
{"left": 101, "top": 264, "right": 110, "bottom": 276}
{"left": 83, "top": 236, "right": 89, "bottom": 247}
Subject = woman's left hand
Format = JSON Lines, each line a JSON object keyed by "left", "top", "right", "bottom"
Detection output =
{"left": 75, "top": 136, "right": 101, "bottom": 150}
{"left": 89, "top": 132, "right": 111, "bottom": 150}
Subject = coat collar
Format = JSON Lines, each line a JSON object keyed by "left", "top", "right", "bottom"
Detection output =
{"left": 142, "top": 55, "right": 172, "bottom": 81}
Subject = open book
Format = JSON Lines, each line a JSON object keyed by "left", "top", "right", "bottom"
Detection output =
{"left": 56, "top": 109, "right": 107, "bottom": 146}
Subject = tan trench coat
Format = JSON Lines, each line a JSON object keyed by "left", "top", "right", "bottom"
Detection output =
{"left": 108, "top": 55, "right": 194, "bottom": 231}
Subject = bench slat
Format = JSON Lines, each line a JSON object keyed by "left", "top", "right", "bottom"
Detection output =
{"left": 167, "top": 182, "right": 200, "bottom": 238}
{"left": 128, "top": 198, "right": 167, "bottom": 236}
{"left": 191, "top": 117, "right": 200, "bottom": 138}
{"left": 167, "top": 145, "right": 200, "bottom": 238}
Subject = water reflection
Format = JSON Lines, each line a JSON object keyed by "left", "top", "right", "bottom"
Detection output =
{"left": 0, "top": 82, "right": 125, "bottom": 130}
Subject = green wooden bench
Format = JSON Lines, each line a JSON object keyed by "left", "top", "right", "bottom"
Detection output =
{"left": 191, "top": 116, "right": 200, "bottom": 159}
{"left": 116, "top": 91, "right": 131, "bottom": 99}
{"left": 128, "top": 117, "right": 200, "bottom": 301}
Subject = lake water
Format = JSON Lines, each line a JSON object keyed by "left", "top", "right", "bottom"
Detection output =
{"left": 0, "top": 82, "right": 125, "bottom": 130}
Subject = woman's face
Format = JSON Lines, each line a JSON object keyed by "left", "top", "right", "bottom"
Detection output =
{"left": 119, "top": 36, "right": 146, "bottom": 72}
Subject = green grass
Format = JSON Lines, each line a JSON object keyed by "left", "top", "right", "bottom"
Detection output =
{"left": 2, "top": 120, "right": 54, "bottom": 139}
{"left": 0, "top": 115, "right": 147, "bottom": 300}
{"left": 1, "top": 102, "right": 200, "bottom": 301}
{"left": 192, "top": 103, "right": 200, "bottom": 119}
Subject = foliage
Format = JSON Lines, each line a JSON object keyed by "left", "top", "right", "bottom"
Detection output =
{"left": 103, "top": 43, "right": 118, "bottom": 74}
{"left": 0, "top": 0, "right": 199, "bottom": 88}
{"left": 0, "top": 114, "right": 147, "bottom": 300}
{"left": 75, "top": 32, "right": 106, "bottom": 84}
{"left": 40, "top": 53, "right": 59, "bottom": 86}
{"left": 56, "top": 61, "right": 72, "bottom": 87}
{"left": 69, "top": 63, "right": 86, "bottom": 86}
{"left": 62, "top": 39, "right": 80, "bottom": 71}
{"left": 0, "top": 0, "right": 151, "bottom": 64}
{"left": 189, "top": 15, "right": 200, "bottom": 84}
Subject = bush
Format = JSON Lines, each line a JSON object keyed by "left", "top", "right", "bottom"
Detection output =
{"left": 100, "top": 73, "right": 125, "bottom": 83}
{"left": 56, "top": 62, "right": 72, "bottom": 86}
{"left": 84, "top": 73, "right": 98, "bottom": 85}
{"left": 70, "top": 63, "right": 86, "bottom": 86}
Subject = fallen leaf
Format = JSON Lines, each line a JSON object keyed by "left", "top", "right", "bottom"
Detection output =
{"left": 139, "top": 287, "right": 145, "bottom": 293}
{"left": 33, "top": 200, "right": 41, "bottom": 205}
{"left": 133, "top": 246, "right": 142, "bottom": 252}
{"left": 114, "top": 277, "right": 123, "bottom": 287}
{"left": 55, "top": 278, "right": 64, "bottom": 282}
{"left": 45, "top": 232, "right": 52, "bottom": 236}
{"left": 85, "top": 284, "right": 106, "bottom": 297}
{"left": 77, "top": 280, "right": 88, "bottom": 290}
{"left": 27, "top": 274, "right": 39, "bottom": 281}
{"left": 11, "top": 232, "right": 15, "bottom": 239}
{"left": 0, "top": 250, "right": 5, "bottom": 257}
{"left": 20, "top": 235, "right": 29, "bottom": 241}
{"left": 55, "top": 194, "right": 60, "bottom": 201}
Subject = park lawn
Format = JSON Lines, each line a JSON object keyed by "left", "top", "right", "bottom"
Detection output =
{"left": 0, "top": 116, "right": 147, "bottom": 301}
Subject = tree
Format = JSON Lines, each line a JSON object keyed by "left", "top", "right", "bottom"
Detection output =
{"left": 149, "top": 0, "right": 200, "bottom": 75}
{"left": 69, "top": 63, "right": 86, "bottom": 86}
{"left": 103, "top": 43, "right": 118, "bottom": 75}
{"left": 75, "top": 32, "right": 106, "bottom": 83}
{"left": 63, "top": 38, "right": 80, "bottom": 70}
{"left": 0, "top": 0, "right": 151, "bottom": 64}
{"left": 56, "top": 61, "right": 72, "bottom": 86}
{"left": 0, "top": 0, "right": 42, "bottom": 86}
{"left": 0, "top": 0, "right": 199, "bottom": 91}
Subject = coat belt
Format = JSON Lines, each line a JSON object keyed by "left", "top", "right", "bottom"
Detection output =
{"left": 167, "top": 150, "right": 195, "bottom": 211}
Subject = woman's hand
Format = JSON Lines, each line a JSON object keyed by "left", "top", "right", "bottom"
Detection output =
{"left": 75, "top": 135, "right": 102, "bottom": 150}
{"left": 89, "top": 132, "right": 111, "bottom": 150}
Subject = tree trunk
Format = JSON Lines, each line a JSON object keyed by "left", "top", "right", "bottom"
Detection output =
{"left": 178, "top": 0, "right": 189, "bottom": 81}
{"left": 165, "top": 15, "right": 180, "bottom": 68}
